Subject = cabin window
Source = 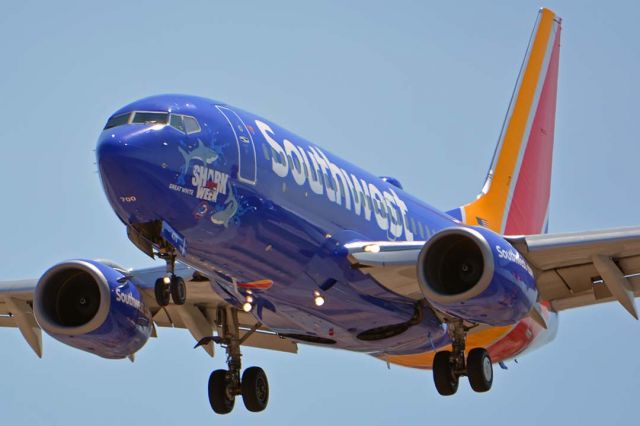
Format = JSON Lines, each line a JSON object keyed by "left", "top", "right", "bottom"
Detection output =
{"left": 307, "top": 160, "right": 318, "bottom": 181}
{"left": 261, "top": 144, "right": 271, "bottom": 160}
{"left": 388, "top": 204, "right": 398, "bottom": 224}
{"left": 374, "top": 198, "right": 387, "bottom": 218}
{"left": 323, "top": 172, "right": 335, "bottom": 190}
{"left": 272, "top": 148, "right": 286, "bottom": 166}
{"left": 336, "top": 176, "right": 346, "bottom": 198}
{"left": 352, "top": 187, "right": 360, "bottom": 204}
{"left": 288, "top": 153, "right": 302, "bottom": 173}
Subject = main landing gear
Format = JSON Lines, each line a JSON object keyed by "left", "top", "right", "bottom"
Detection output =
{"left": 433, "top": 319, "right": 493, "bottom": 396}
{"left": 153, "top": 252, "right": 186, "bottom": 306}
{"left": 204, "top": 308, "right": 269, "bottom": 414}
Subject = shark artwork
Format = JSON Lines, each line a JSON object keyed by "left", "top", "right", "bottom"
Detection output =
{"left": 173, "top": 136, "right": 240, "bottom": 227}
{"left": 210, "top": 181, "right": 239, "bottom": 227}
{"left": 177, "top": 139, "right": 219, "bottom": 185}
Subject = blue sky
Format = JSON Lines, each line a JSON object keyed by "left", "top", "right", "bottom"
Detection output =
{"left": 1, "top": 1, "right": 639, "bottom": 424}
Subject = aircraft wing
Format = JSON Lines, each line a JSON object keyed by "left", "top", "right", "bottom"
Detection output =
{"left": 0, "top": 263, "right": 298, "bottom": 357}
{"left": 346, "top": 226, "right": 640, "bottom": 318}
{"left": 506, "top": 227, "right": 640, "bottom": 317}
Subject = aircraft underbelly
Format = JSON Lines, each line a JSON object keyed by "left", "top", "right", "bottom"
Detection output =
{"left": 176, "top": 207, "right": 452, "bottom": 354}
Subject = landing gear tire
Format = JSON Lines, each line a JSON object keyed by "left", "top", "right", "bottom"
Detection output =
{"left": 203, "top": 308, "right": 271, "bottom": 415}
{"left": 433, "top": 350, "right": 459, "bottom": 396}
{"left": 170, "top": 276, "right": 187, "bottom": 305}
{"left": 154, "top": 278, "right": 170, "bottom": 307}
{"left": 208, "top": 369, "right": 235, "bottom": 415}
{"left": 467, "top": 348, "right": 493, "bottom": 392}
{"left": 241, "top": 366, "right": 269, "bottom": 412}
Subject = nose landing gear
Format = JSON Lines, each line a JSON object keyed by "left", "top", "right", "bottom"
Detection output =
{"left": 153, "top": 252, "right": 186, "bottom": 306}
{"left": 432, "top": 319, "right": 493, "bottom": 396}
{"left": 199, "top": 308, "right": 269, "bottom": 414}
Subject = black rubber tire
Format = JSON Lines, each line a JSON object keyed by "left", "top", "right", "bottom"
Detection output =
{"left": 208, "top": 370, "right": 235, "bottom": 414}
{"left": 467, "top": 348, "right": 493, "bottom": 392}
{"left": 241, "top": 367, "right": 269, "bottom": 412}
{"left": 433, "top": 351, "right": 458, "bottom": 396}
{"left": 154, "top": 278, "right": 170, "bottom": 307}
{"left": 170, "top": 276, "right": 187, "bottom": 305}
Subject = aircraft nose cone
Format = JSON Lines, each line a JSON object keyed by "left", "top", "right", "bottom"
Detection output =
{"left": 96, "top": 127, "right": 169, "bottom": 223}
{"left": 97, "top": 130, "right": 153, "bottom": 171}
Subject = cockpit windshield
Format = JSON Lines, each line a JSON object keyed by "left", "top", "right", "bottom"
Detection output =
{"left": 131, "top": 112, "right": 169, "bottom": 125}
{"left": 103, "top": 111, "right": 201, "bottom": 134}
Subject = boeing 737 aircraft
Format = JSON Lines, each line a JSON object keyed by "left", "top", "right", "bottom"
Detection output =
{"left": 2, "top": 8, "right": 639, "bottom": 415}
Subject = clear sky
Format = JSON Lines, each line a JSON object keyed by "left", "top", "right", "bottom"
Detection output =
{"left": 1, "top": 1, "right": 639, "bottom": 425}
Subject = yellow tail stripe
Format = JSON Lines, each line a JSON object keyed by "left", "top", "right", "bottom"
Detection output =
{"left": 463, "top": 8, "right": 556, "bottom": 233}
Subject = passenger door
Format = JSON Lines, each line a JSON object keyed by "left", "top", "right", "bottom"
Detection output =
{"left": 216, "top": 105, "right": 257, "bottom": 185}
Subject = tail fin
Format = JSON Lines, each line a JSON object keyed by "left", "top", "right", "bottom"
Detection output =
{"left": 450, "top": 8, "right": 561, "bottom": 235}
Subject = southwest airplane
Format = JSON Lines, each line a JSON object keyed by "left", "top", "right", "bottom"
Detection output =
{"left": 1, "top": 8, "right": 639, "bottom": 415}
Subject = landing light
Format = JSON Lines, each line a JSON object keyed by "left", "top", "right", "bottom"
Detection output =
{"left": 364, "top": 244, "right": 381, "bottom": 253}
{"left": 162, "top": 276, "right": 171, "bottom": 285}
{"left": 313, "top": 290, "right": 325, "bottom": 307}
{"left": 242, "top": 302, "right": 253, "bottom": 313}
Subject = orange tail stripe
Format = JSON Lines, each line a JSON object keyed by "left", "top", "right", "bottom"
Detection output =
{"left": 463, "top": 8, "right": 558, "bottom": 233}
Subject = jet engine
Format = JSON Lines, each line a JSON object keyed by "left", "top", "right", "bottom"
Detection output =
{"left": 33, "top": 259, "right": 152, "bottom": 359}
{"left": 417, "top": 226, "right": 537, "bottom": 325}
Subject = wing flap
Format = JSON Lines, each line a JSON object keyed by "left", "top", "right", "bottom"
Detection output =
{"left": 0, "top": 280, "right": 42, "bottom": 357}
{"left": 4, "top": 297, "right": 42, "bottom": 357}
{"left": 239, "top": 330, "right": 298, "bottom": 354}
{"left": 507, "top": 226, "right": 640, "bottom": 315}
{"left": 545, "top": 277, "right": 640, "bottom": 311}
{"left": 0, "top": 315, "right": 16, "bottom": 327}
{"left": 170, "top": 303, "right": 215, "bottom": 357}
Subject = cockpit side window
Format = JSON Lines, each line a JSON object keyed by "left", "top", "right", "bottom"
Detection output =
{"left": 132, "top": 112, "right": 169, "bottom": 125}
{"left": 169, "top": 114, "right": 186, "bottom": 133}
{"left": 104, "top": 113, "right": 131, "bottom": 129}
{"left": 183, "top": 116, "right": 201, "bottom": 134}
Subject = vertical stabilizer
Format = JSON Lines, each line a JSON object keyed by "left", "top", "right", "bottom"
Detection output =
{"left": 452, "top": 8, "right": 561, "bottom": 235}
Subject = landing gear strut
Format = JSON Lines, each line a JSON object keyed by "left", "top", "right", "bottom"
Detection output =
{"left": 433, "top": 319, "right": 493, "bottom": 396}
{"left": 206, "top": 308, "right": 269, "bottom": 414}
{"left": 153, "top": 252, "right": 186, "bottom": 306}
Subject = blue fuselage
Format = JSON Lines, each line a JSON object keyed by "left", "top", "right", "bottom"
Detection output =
{"left": 96, "top": 95, "right": 483, "bottom": 358}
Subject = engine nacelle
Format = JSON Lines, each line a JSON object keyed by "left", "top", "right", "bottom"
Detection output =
{"left": 417, "top": 226, "right": 537, "bottom": 325}
{"left": 33, "top": 259, "right": 152, "bottom": 359}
